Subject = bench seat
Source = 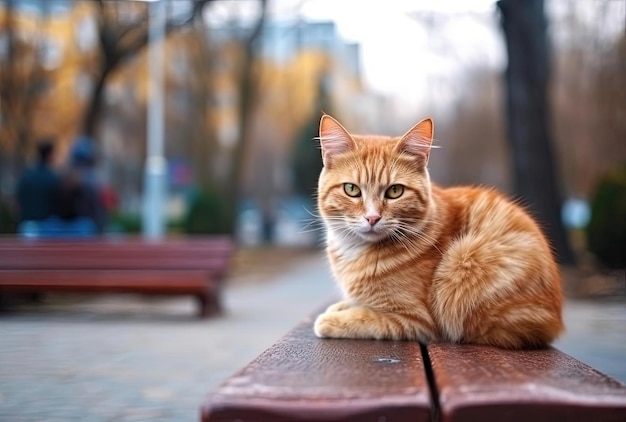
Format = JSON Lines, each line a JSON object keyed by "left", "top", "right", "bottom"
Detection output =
{"left": 202, "top": 314, "right": 431, "bottom": 421}
{"left": 202, "top": 307, "right": 626, "bottom": 421}
{"left": 428, "top": 343, "right": 626, "bottom": 422}
{"left": 0, "top": 237, "right": 233, "bottom": 317}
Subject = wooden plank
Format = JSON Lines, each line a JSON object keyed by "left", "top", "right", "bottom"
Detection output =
{"left": 427, "top": 343, "right": 626, "bottom": 422}
{"left": 0, "top": 270, "right": 212, "bottom": 294}
{"left": 0, "top": 236, "right": 233, "bottom": 247}
{"left": 202, "top": 315, "right": 431, "bottom": 422}
{"left": 0, "top": 237, "right": 233, "bottom": 273}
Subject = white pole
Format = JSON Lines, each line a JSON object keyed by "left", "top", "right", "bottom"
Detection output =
{"left": 142, "top": 0, "right": 167, "bottom": 240}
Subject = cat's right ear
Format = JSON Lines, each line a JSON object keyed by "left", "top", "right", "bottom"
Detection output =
{"left": 319, "top": 114, "right": 355, "bottom": 168}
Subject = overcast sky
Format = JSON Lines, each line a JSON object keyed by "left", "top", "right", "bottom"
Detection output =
{"left": 268, "top": 0, "right": 504, "bottom": 108}
{"left": 266, "top": 0, "right": 625, "bottom": 111}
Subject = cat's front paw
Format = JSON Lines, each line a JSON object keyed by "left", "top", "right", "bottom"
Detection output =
{"left": 314, "top": 312, "right": 349, "bottom": 338}
{"left": 325, "top": 300, "right": 352, "bottom": 313}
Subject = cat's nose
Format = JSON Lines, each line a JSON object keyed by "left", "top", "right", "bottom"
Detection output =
{"left": 365, "top": 214, "right": 381, "bottom": 226}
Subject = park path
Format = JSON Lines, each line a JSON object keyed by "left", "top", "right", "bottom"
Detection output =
{"left": 554, "top": 296, "right": 626, "bottom": 383}
{"left": 0, "top": 251, "right": 624, "bottom": 421}
{"left": 0, "top": 251, "right": 338, "bottom": 422}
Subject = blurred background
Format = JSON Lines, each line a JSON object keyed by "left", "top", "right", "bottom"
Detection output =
{"left": 0, "top": 0, "right": 624, "bottom": 266}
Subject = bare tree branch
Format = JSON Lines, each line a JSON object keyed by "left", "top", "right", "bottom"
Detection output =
{"left": 83, "top": 0, "right": 213, "bottom": 137}
{"left": 0, "top": 0, "right": 50, "bottom": 174}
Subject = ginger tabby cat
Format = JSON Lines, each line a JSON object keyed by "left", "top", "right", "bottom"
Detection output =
{"left": 314, "top": 114, "right": 564, "bottom": 349}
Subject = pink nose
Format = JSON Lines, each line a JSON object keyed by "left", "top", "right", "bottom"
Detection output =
{"left": 365, "top": 214, "right": 381, "bottom": 226}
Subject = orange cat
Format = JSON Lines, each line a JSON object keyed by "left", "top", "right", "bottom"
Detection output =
{"left": 314, "top": 114, "right": 564, "bottom": 349}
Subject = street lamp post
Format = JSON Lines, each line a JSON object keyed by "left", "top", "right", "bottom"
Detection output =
{"left": 142, "top": 0, "right": 167, "bottom": 240}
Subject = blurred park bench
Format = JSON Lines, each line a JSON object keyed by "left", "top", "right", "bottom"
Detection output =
{"left": 0, "top": 237, "right": 233, "bottom": 318}
{"left": 202, "top": 305, "right": 626, "bottom": 421}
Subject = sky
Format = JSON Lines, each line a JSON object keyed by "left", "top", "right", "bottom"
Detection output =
{"left": 265, "top": 0, "right": 626, "bottom": 112}
{"left": 269, "top": 0, "right": 506, "bottom": 108}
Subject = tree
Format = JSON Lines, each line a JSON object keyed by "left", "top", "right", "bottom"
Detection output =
{"left": 82, "top": 0, "right": 209, "bottom": 138}
{"left": 185, "top": 26, "right": 219, "bottom": 194}
{"left": 497, "top": 0, "right": 575, "bottom": 265}
{"left": 206, "top": 0, "right": 268, "bottom": 234}
{"left": 549, "top": 2, "right": 626, "bottom": 199}
{"left": 292, "top": 73, "right": 331, "bottom": 199}
{"left": 0, "top": 0, "right": 50, "bottom": 174}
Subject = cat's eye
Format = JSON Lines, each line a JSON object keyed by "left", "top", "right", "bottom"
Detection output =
{"left": 385, "top": 184, "right": 404, "bottom": 199}
{"left": 343, "top": 183, "right": 361, "bottom": 197}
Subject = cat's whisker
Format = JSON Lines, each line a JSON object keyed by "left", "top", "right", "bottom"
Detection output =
{"left": 299, "top": 227, "right": 326, "bottom": 235}
{"left": 399, "top": 216, "right": 444, "bottom": 224}
{"left": 393, "top": 223, "right": 444, "bottom": 254}
{"left": 397, "top": 223, "right": 439, "bottom": 236}
{"left": 392, "top": 226, "right": 421, "bottom": 247}
{"left": 393, "top": 232, "right": 422, "bottom": 256}
{"left": 396, "top": 228, "right": 443, "bottom": 256}
{"left": 299, "top": 222, "right": 323, "bottom": 232}
{"left": 330, "top": 227, "right": 359, "bottom": 244}
{"left": 302, "top": 207, "right": 321, "bottom": 218}
{"left": 431, "top": 138, "right": 444, "bottom": 149}
{"left": 398, "top": 218, "right": 446, "bottom": 229}
{"left": 305, "top": 208, "right": 323, "bottom": 220}
{"left": 390, "top": 230, "right": 414, "bottom": 255}
{"left": 396, "top": 223, "right": 436, "bottom": 240}
{"left": 300, "top": 219, "right": 324, "bottom": 232}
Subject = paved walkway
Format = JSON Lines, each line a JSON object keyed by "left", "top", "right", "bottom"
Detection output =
{"left": 554, "top": 297, "right": 626, "bottom": 383}
{"left": 0, "top": 252, "right": 338, "bottom": 422}
{"left": 1, "top": 252, "right": 624, "bottom": 421}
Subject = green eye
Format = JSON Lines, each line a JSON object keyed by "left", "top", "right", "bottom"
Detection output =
{"left": 343, "top": 183, "right": 361, "bottom": 197}
{"left": 385, "top": 184, "right": 404, "bottom": 199}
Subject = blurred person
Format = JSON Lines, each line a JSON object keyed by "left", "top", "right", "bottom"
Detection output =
{"left": 15, "top": 139, "right": 61, "bottom": 226}
{"left": 54, "top": 135, "right": 106, "bottom": 235}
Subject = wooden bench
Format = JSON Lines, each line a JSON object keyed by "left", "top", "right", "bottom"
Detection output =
{"left": 202, "top": 306, "right": 626, "bottom": 421}
{"left": 0, "top": 237, "right": 233, "bottom": 317}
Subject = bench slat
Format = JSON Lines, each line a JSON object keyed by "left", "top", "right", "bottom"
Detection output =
{"left": 0, "top": 237, "right": 231, "bottom": 317}
{"left": 0, "top": 238, "right": 232, "bottom": 272}
{"left": 0, "top": 270, "right": 213, "bottom": 294}
{"left": 202, "top": 315, "right": 431, "bottom": 422}
{"left": 427, "top": 343, "right": 626, "bottom": 422}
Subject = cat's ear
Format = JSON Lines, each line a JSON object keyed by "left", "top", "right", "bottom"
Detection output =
{"left": 395, "top": 118, "right": 434, "bottom": 166}
{"left": 319, "top": 114, "right": 355, "bottom": 168}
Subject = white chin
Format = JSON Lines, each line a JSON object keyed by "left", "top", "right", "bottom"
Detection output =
{"left": 357, "top": 230, "right": 387, "bottom": 242}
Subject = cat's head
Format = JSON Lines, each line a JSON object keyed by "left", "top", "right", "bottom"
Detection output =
{"left": 317, "top": 114, "right": 434, "bottom": 244}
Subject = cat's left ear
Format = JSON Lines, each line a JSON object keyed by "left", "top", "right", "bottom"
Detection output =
{"left": 395, "top": 118, "right": 434, "bottom": 166}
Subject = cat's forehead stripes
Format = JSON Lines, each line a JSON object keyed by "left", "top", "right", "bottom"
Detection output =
{"left": 335, "top": 136, "right": 417, "bottom": 191}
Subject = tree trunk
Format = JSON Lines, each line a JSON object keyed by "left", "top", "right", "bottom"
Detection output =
{"left": 82, "top": 66, "right": 110, "bottom": 138}
{"left": 220, "top": 0, "right": 268, "bottom": 235}
{"left": 498, "top": 0, "right": 575, "bottom": 265}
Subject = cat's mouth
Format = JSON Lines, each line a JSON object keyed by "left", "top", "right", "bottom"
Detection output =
{"left": 355, "top": 226, "right": 388, "bottom": 242}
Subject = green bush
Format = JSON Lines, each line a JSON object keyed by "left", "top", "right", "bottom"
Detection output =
{"left": 184, "top": 189, "right": 226, "bottom": 235}
{"left": 108, "top": 212, "right": 142, "bottom": 234}
{"left": 586, "top": 164, "right": 626, "bottom": 268}
{"left": 108, "top": 212, "right": 184, "bottom": 235}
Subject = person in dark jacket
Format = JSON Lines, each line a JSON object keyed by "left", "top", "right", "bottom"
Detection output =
{"left": 16, "top": 140, "right": 60, "bottom": 223}
{"left": 55, "top": 136, "right": 106, "bottom": 234}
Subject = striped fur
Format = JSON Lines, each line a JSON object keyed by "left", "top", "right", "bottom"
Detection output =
{"left": 314, "top": 115, "right": 564, "bottom": 349}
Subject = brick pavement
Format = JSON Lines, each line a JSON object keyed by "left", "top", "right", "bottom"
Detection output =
{"left": 0, "top": 251, "right": 337, "bottom": 422}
